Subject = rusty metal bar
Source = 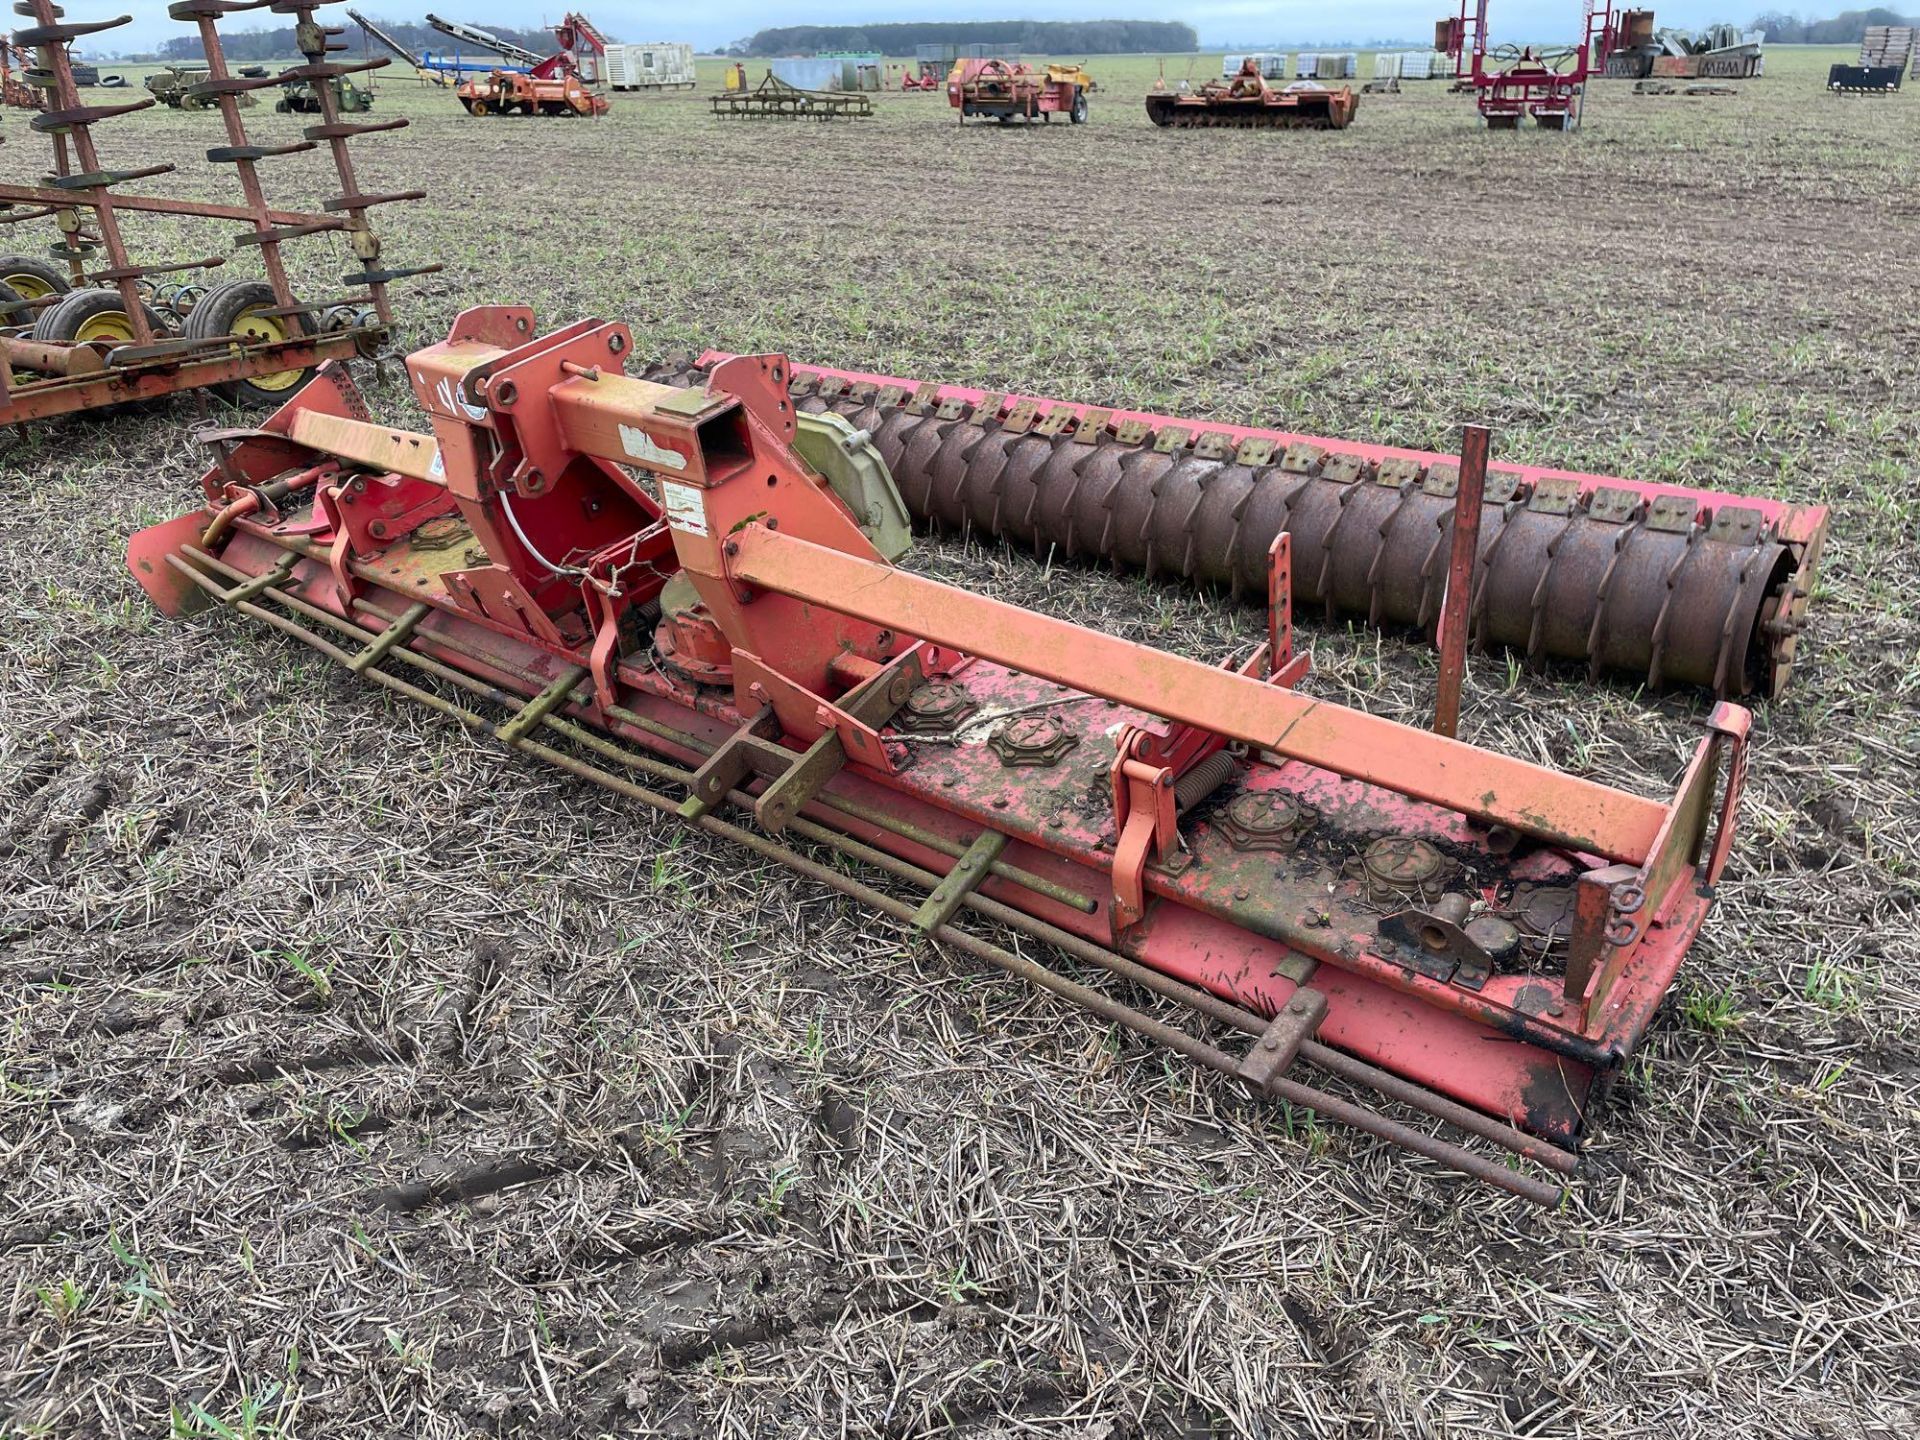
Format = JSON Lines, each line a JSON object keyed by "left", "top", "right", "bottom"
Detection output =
{"left": 1434, "top": 423, "right": 1489, "bottom": 738}
{"left": 0, "top": 331, "right": 364, "bottom": 425}
{"left": 187, "top": 1, "right": 297, "bottom": 310}
{"left": 293, "top": 4, "right": 398, "bottom": 325}
{"left": 0, "top": 184, "right": 334, "bottom": 228}
{"left": 0, "top": 336, "right": 103, "bottom": 376}
{"left": 727, "top": 524, "right": 1669, "bottom": 863}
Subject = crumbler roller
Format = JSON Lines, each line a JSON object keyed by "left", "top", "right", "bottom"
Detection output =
{"left": 639, "top": 355, "right": 1828, "bottom": 700}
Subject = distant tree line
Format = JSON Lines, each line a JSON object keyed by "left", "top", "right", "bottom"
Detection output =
{"left": 725, "top": 20, "right": 1198, "bottom": 58}
{"left": 152, "top": 18, "right": 590, "bottom": 64}
{"left": 1748, "top": 7, "right": 1918, "bottom": 41}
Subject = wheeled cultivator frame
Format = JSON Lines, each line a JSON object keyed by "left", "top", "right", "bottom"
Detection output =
{"left": 709, "top": 73, "right": 874, "bottom": 121}
{"left": 0, "top": 0, "right": 435, "bottom": 426}
{"left": 643, "top": 355, "right": 1828, "bottom": 702}
{"left": 1440, "top": 0, "right": 1601, "bottom": 128}
{"left": 1477, "top": 48, "right": 1587, "bottom": 128}
{"left": 949, "top": 59, "right": 1092, "bottom": 125}
{"left": 133, "top": 308, "right": 1772, "bottom": 1205}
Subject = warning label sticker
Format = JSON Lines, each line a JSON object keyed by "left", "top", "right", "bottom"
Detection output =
{"left": 660, "top": 480, "right": 709, "bottom": 537}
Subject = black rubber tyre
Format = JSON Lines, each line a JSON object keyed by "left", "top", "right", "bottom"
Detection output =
{"left": 184, "top": 278, "right": 316, "bottom": 405}
{"left": 0, "top": 279, "right": 26, "bottom": 327}
{"left": 0, "top": 255, "right": 72, "bottom": 306}
{"left": 31, "top": 287, "right": 166, "bottom": 347}
{"left": 1070, "top": 88, "right": 1088, "bottom": 123}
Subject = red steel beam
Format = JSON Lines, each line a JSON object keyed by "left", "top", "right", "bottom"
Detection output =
{"left": 0, "top": 333, "right": 366, "bottom": 425}
{"left": 725, "top": 523, "right": 1671, "bottom": 862}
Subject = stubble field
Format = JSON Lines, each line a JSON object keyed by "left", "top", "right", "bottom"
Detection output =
{"left": 1, "top": 44, "right": 1917, "bottom": 1439}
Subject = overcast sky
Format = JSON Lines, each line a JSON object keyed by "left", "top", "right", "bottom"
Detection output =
{"left": 103, "top": 2, "right": 1762, "bottom": 56}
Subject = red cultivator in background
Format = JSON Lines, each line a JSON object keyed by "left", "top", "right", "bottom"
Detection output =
{"left": 132, "top": 309, "right": 1770, "bottom": 1205}
{"left": 0, "top": 0, "right": 432, "bottom": 426}
{"left": 1441, "top": 0, "right": 1617, "bottom": 128}
{"left": 949, "top": 58, "right": 1092, "bottom": 125}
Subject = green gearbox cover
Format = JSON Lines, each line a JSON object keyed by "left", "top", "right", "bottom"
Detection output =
{"left": 790, "top": 409, "right": 913, "bottom": 562}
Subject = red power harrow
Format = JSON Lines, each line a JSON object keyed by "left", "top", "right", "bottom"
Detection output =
{"left": 132, "top": 310, "right": 1761, "bottom": 1206}
{"left": 0, "top": 0, "right": 434, "bottom": 426}
{"left": 1145, "top": 60, "right": 1360, "bottom": 129}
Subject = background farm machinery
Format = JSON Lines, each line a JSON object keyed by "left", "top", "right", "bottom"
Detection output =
{"left": 1438, "top": 0, "right": 1602, "bottom": 127}
{"left": 277, "top": 70, "right": 374, "bottom": 113}
{"left": 1829, "top": 26, "right": 1913, "bottom": 92}
{"left": 2, "top": 36, "right": 37, "bottom": 107}
{"left": 455, "top": 66, "right": 604, "bottom": 117}
{"left": 1146, "top": 59, "right": 1359, "bottom": 129}
{"left": 0, "top": 0, "right": 431, "bottom": 426}
{"left": 410, "top": 12, "right": 610, "bottom": 116}
{"left": 146, "top": 62, "right": 257, "bottom": 110}
{"left": 712, "top": 71, "right": 875, "bottom": 121}
{"left": 1437, "top": 2, "right": 1766, "bottom": 126}
{"left": 126, "top": 306, "right": 1826, "bottom": 1204}
{"left": 949, "top": 58, "right": 1093, "bottom": 125}
{"left": 347, "top": 8, "right": 452, "bottom": 86}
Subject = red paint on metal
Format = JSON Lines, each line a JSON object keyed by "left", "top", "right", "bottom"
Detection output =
{"left": 948, "top": 58, "right": 1086, "bottom": 122}
{"left": 0, "top": 1, "right": 430, "bottom": 425}
{"left": 728, "top": 524, "right": 1672, "bottom": 862}
{"left": 123, "top": 313, "right": 1763, "bottom": 1179}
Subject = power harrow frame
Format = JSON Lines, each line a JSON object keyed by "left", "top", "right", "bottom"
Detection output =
{"left": 132, "top": 309, "right": 1768, "bottom": 1206}
{"left": 0, "top": 0, "right": 434, "bottom": 426}
{"left": 648, "top": 354, "right": 1828, "bottom": 702}
{"left": 1145, "top": 64, "right": 1359, "bottom": 129}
